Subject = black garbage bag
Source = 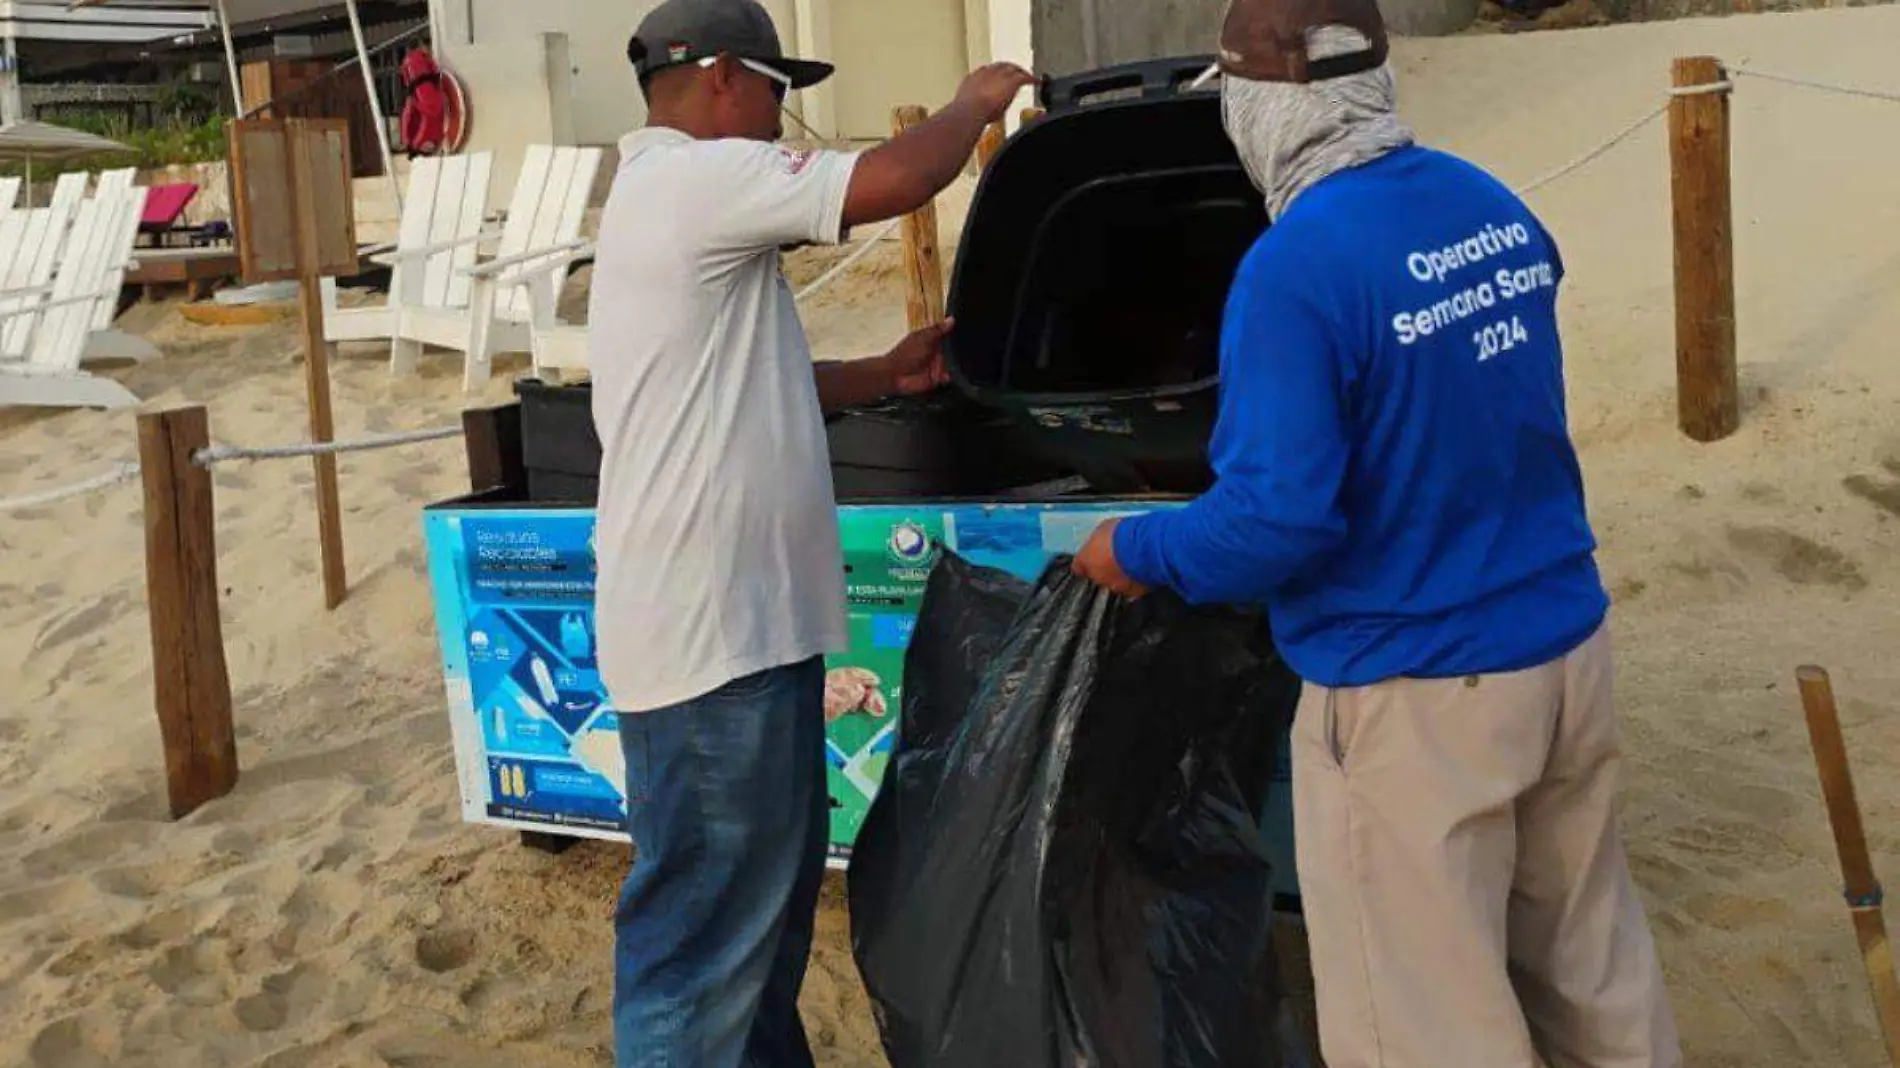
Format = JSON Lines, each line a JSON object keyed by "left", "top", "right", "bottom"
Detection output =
{"left": 848, "top": 551, "right": 1302, "bottom": 1068}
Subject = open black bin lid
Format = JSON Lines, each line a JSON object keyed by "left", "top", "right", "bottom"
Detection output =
{"left": 944, "top": 57, "right": 1268, "bottom": 494}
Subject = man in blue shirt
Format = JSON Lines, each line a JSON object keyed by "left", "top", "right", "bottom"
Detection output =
{"left": 1072, "top": 2, "right": 1682, "bottom": 1064}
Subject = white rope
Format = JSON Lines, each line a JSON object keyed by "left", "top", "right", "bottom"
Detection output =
{"left": 795, "top": 218, "right": 904, "bottom": 303}
{"left": 194, "top": 425, "right": 463, "bottom": 467}
{"left": 1513, "top": 101, "right": 1670, "bottom": 196}
{"left": 0, "top": 462, "right": 140, "bottom": 514}
{"left": 1669, "top": 80, "right": 1734, "bottom": 98}
{"left": 1729, "top": 65, "right": 1900, "bottom": 105}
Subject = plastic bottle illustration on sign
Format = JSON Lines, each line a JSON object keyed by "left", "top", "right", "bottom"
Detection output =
{"left": 529, "top": 654, "right": 560, "bottom": 707}
{"left": 512, "top": 688, "right": 553, "bottom": 730}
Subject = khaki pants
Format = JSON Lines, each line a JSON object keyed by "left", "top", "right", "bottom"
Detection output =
{"left": 1291, "top": 626, "right": 1682, "bottom": 1068}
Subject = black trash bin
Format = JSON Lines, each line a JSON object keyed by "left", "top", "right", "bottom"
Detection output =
{"left": 512, "top": 379, "right": 1070, "bottom": 505}
{"left": 945, "top": 57, "right": 1268, "bottom": 494}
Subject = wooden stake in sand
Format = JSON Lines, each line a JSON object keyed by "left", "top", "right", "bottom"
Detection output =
{"left": 1668, "top": 56, "right": 1739, "bottom": 443}
{"left": 286, "top": 126, "right": 348, "bottom": 609}
{"left": 138, "top": 405, "right": 238, "bottom": 819}
{"left": 976, "top": 119, "right": 1008, "bottom": 172}
{"left": 892, "top": 105, "right": 946, "bottom": 331}
{"left": 1795, "top": 665, "right": 1900, "bottom": 1067}
{"left": 228, "top": 118, "right": 359, "bottom": 609}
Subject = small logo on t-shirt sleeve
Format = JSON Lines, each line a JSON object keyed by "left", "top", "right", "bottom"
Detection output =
{"left": 778, "top": 148, "right": 816, "bottom": 176}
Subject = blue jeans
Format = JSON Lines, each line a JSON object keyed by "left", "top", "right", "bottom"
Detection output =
{"left": 614, "top": 658, "right": 828, "bottom": 1068}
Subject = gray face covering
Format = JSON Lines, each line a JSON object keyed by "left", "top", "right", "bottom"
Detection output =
{"left": 1220, "top": 26, "right": 1416, "bottom": 220}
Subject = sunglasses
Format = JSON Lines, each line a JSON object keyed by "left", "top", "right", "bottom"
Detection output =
{"left": 698, "top": 55, "right": 792, "bottom": 102}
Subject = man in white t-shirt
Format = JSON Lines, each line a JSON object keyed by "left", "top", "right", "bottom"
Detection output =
{"left": 592, "top": 2, "right": 1033, "bottom": 1065}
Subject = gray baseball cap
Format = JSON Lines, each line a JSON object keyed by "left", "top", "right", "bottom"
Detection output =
{"left": 628, "top": 0, "right": 835, "bottom": 90}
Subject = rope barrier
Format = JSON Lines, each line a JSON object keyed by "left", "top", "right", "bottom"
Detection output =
{"left": 193, "top": 425, "right": 463, "bottom": 468}
{"left": 1508, "top": 62, "right": 1894, "bottom": 198}
{"left": 1670, "top": 80, "right": 1734, "bottom": 97}
{"left": 795, "top": 218, "right": 904, "bottom": 303}
{"left": 1514, "top": 101, "right": 1671, "bottom": 196}
{"left": 1728, "top": 65, "right": 1900, "bottom": 105}
{"left": 0, "top": 462, "right": 140, "bottom": 514}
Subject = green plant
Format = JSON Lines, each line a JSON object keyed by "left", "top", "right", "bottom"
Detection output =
{"left": 0, "top": 112, "right": 228, "bottom": 180}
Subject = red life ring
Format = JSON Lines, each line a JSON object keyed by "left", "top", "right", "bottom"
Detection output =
{"left": 398, "top": 47, "right": 472, "bottom": 157}
{"left": 440, "top": 67, "right": 471, "bottom": 153}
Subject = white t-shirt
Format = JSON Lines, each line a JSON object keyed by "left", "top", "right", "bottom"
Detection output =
{"left": 588, "top": 127, "right": 861, "bottom": 712}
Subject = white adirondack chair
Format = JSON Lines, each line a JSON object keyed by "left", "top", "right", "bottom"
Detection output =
{"left": 0, "top": 194, "right": 142, "bottom": 410}
{"left": 88, "top": 181, "right": 145, "bottom": 334}
{"left": 95, "top": 168, "right": 138, "bottom": 198}
{"left": 321, "top": 146, "right": 603, "bottom": 393}
{"left": 48, "top": 172, "right": 88, "bottom": 214}
{"left": 0, "top": 201, "right": 78, "bottom": 360}
{"left": 76, "top": 186, "right": 161, "bottom": 366}
{"left": 453, "top": 144, "right": 603, "bottom": 390}
{"left": 321, "top": 151, "right": 496, "bottom": 367}
{"left": 0, "top": 177, "right": 21, "bottom": 211}
{"left": 496, "top": 241, "right": 594, "bottom": 383}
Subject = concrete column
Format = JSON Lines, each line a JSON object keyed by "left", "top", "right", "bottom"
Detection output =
{"left": 792, "top": 0, "right": 836, "bottom": 139}
{"left": 1, "top": 34, "right": 23, "bottom": 125}
{"left": 963, "top": 0, "right": 993, "bottom": 70}
{"left": 986, "top": 0, "right": 1035, "bottom": 129}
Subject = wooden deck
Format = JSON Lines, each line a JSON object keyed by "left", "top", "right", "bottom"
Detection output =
{"left": 127, "top": 248, "right": 242, "bottom": 301}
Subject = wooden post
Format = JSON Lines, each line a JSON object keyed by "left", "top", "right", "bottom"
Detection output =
{"left": 139, "top": 406, "right": 238, "bottom": 819}
{"left": 1669, "top": 56, "right": 1738, "bottom": 443}
{"left": 1795, "top": 666, "right": 1900, "bottom": 1068}
{"left": 976, "top": 119, "right": 1007, "bottom": 172}
{"left": 286, "top": 120, "right": 349, "bottom": 608}
{"left": 892, "top": 104, "right": 946, "bottom": 331}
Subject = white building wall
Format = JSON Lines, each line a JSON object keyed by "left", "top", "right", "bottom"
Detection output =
{"left": 986, "top": 0, "right": 1035, "bottom": 130}
{"left": 429, "top": 0, "right": 652, "bottom": 147}
{"left": 428, "top": 0, "right": 1035, "bottom": 146}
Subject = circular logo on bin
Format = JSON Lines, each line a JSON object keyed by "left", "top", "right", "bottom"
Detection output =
{"left": 887, "top": 522, "right": 936, "bottom": 566}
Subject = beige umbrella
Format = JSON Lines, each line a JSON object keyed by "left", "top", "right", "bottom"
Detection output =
{"left": 0, "top": 119, "right": 131, "bottom": 204}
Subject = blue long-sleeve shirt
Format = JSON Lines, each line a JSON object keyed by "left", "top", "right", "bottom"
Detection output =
{"left": 1114, "top": 145, "right": 1608, "bottom": 688}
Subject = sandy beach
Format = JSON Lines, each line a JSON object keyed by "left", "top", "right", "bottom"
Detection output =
{"left": 4, "top": 6, "right": 1900, "bottom": 1066}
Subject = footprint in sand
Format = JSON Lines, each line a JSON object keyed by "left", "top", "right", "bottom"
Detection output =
{"left": 45, "top": 940, "right": 103, "bottom": 981}
{"left": 148, "top": 942, "right": 225, "bottom": 1001}
{"left": 29, "top": 1015, "right": 112, "bottom": 1068}
{"left": 234, "top": 963, "right": 328, "bottom": 1034}
{"left": 31, "top": 590, "right": 137, "bottom": 654}
{"left": 113, "top": 907, "right": 199, "bottom": 952}
{"left": 90, "top": 861, "right": 181, "bottom": 901}
{"left": 1843, "top": 473, "right": 1900, "bottom": 518}
{"left": 0, "top": 882, "right": 73, "bottom": 928}
{"left": 20, "top": 819, "right": 160, "bottom": 880}
{"left": 1724, "top": 525, "right": 1867, "bottom": 592}
{"left": 416, "top": 929, "right": 477, "bottom": 974}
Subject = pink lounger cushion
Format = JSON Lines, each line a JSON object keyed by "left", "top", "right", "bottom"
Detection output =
{"left": 141, "top": 183, "right": 200, "bottom": 228}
